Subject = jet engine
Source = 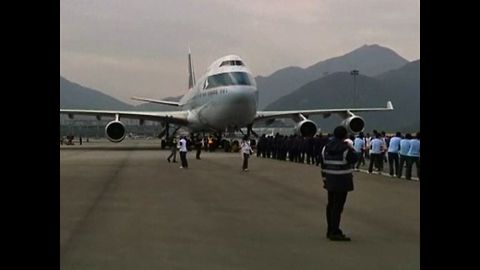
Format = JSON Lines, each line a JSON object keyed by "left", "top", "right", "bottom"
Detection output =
{"left": 105, "top": 120, "right": 127, "bottom": 143}
{"left": 341, "top": 115, "right": 365, "bottom": 134}
{"left": 295, "top": 119, "right": 318, "bottom": 137}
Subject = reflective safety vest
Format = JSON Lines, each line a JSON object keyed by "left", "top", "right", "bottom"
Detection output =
{"left": 321, "top": 146, "right": 354, "bottom": 175}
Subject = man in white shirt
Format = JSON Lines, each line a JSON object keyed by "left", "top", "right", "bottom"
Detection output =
{"left": 178, "top": 135, "right": 189, "bottom": 169}
{"left": 240, "top": 135, "right": 253, "bottom": 171}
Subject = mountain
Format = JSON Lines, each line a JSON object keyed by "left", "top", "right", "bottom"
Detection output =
{"left": 60, "top": 76, "right": 180, "bottom": 112}
{"left": 264, "top": 60, "right": 420, "bottom": 132}
{"left": 372, "top": 60, "right": 420, "bottom": 131}
{"left": 60, "top": 76, "right": 133, "bottom": 110}
{"left": 255, "top": 67, "right": 312, "bottom": 109}
{"left": 256, "top": 44, "right": 408, "bottom": 109}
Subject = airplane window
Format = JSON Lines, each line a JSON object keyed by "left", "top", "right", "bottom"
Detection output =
{"left": 220, "top": 61, "right": 232, "bottom": 67}
{"left": 219, "top": 60, "right": 244, "bottom": 67}
{"left": 206, "top": 72, "right": 253, "bottom": 89}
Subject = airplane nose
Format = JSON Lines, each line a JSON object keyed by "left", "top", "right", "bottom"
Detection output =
{"left": 229, "top": 87, "right": 257, "bottom": 108}
{"left": 223, "top": 87, "right": 257, "bottom": 120}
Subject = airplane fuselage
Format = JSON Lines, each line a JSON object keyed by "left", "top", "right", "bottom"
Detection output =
{"left": 179, "top": 55, "right": 258, "bottom": 132}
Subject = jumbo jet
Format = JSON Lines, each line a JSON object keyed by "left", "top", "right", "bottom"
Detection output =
{"left": 60, "top": 52, "right": 393, "bottom": 142}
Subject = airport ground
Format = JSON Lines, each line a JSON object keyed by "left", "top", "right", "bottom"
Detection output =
{"left": 60, "top": 139, "right": 419, "bottom": 270}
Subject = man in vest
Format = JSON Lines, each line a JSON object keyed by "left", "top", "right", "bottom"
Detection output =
{"left": 320, "top": 126, "right": 358, "bottom": 241}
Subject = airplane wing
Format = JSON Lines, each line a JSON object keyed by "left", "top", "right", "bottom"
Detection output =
{"left": 255, "top": 101, "right": 393, "bottom": 121}
{"left": 131, "top": 96, "right": 180, "bottom": 107}
{"left": 60, "top": 109, "right": 189, "bottom": 125}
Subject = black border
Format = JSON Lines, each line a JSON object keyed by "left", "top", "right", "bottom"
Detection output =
{"left": 420, "top": 1, "right": 475, "bottom": 268}
{"left": 6, "top": 1, "right": 59, "bottom": 269}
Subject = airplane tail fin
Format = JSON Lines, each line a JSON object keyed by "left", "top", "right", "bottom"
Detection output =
{"left": 188, "top": 48, "right": 196, "bottom": 89}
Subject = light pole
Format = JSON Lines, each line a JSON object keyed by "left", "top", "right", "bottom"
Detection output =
{"left": 350, "top": 69, "right": 359, "bottom": 106}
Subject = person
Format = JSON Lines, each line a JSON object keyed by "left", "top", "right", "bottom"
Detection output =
{"left": 380, "top": 131, "right": 388, "bottom": 164}
{"left": 364, "top": 133, "right": 371, "bottom": 160}
{"left": 353, "top": 132, "right": 365, "bottom": 170}
{"left": 320, "top": 126, "right": 358, "bottom": 241}
{"left": 368, "top": 133, "right": 384, "bottom": 174}
{"left": 178, "top": 135, "right": 189, "bottom": 169}
{"left": 195, "top": 137, "right": 202, "bottom": 160}
{"left": 344, "top": 134, "right": 354, "bottom": 148}
{"left": 240, "top": 135, "right": 253, "bottom": 171}
{"left": 398, "top": 133, "right": 412, "bottom": 178}
{"left": 406, "top": 132, "right": 420, "bottom": 180}
{"left": 79, "top": 136, "right": 83, "bottom": 145}
{"left": 167, "top": 137, "right": 178, "bottom": 163}
{"left": 387, "top": 132, "right": 402, "bottom": 177}
{"left": 208, "top": 136, "right": 214, "bottom": 152}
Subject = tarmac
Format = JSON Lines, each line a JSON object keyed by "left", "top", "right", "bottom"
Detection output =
{"left": 60, "top": 139, "right": 419, "bottom": 270}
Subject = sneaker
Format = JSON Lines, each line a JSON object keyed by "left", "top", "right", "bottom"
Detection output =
{"left": 167, "top": 159, "right": 170, "bottom": 163}
{"left": 328, "top": 234, "right": 351, "bottom": 241}
{"left": 243, "top": 168, "right": 249, "bottom": 171}
{"left": 179, "top": 166, "right": 183, "bottom": 168}
{"left": 327, "top": 229, "right": 344, "bottom": 238}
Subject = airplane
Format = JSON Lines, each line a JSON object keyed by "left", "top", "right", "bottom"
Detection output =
{"left": 60, "top": 51, "right": 393, "bottom": 143}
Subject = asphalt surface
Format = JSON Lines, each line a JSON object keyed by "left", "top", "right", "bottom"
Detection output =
{"left": 60, "top": 139, "right": 419, "bottom": 270}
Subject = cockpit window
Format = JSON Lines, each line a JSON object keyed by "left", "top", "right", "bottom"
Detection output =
{"left": 219, "top": 60, "right": 244, "bottom": 67}
{"left": 205, "top": 72, "right": 253, "bottom": 89}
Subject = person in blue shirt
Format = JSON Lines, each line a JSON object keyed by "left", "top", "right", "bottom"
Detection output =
{"left": 387, "top": 132, "right": 402, "bottom": 177}
{"left": 353, "top": 132, "right": 366, "bottom": 170}
{"left": 398, "top": 133, "right": 412, "bottom": 178}
{"left": 368, "top": 133, "right": 384, "bottom": 174}
{"left": 406, "top": 132, "right": 420, "bottom": 180}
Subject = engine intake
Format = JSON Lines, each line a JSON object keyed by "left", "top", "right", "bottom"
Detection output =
{"left": 105, "top": 120, "right": 127, "bottom": 143}
{"left": 295, "top": 120, "right": 318, "bottom": 137}
{"left": 341, "top": 115, "right": 365, "bottom": 133}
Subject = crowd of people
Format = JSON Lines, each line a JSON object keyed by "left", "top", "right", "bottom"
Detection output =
{"left": 255, "top": 130, "right": 420, "bottom": 180}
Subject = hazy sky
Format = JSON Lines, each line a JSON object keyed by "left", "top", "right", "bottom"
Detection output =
{"left": 60, "top": 0, "right": 419, "bottom": 104}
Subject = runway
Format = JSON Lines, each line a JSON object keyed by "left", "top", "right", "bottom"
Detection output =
{"left": 60, "top": 139, "right": 419, "bottom": 270}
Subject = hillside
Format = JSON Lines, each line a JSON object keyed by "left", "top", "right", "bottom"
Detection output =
{"left": 256, "top": 44, "right": 408, "bottom": 109}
